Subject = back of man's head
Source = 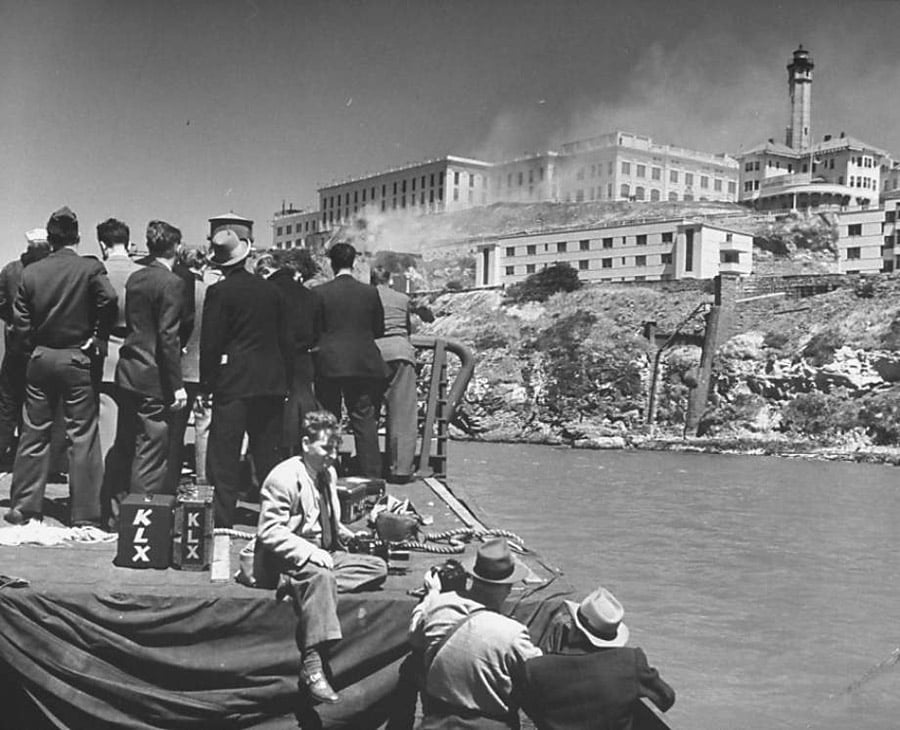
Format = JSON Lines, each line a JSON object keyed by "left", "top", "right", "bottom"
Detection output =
{"left": 146, "top": 220, "right": 181, "bottom": 258}
{"left": 22, "top": 228, "right": 50, "bottom": 267}
{"left": 46, "top": 206, "right": 79, "bottom": 250}
{"left": 328, "top": 242, "right": 356, "bottom": 272}
{"left": 370, "top": 265, "right": 391, "bottom": 286}
{"left": 96, "top": 218, "right": 130, "bottom": 250}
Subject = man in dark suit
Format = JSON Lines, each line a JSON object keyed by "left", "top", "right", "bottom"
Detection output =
{"left": 4, "top": 207, "right": 117, "bottom": 527}
{"left": 312, "top": 243, "right": 389, "bottom": 477}
{"left": 522, "top": 586, "right": 675, "bottom": 730}
{"left": 101, "top": 221, "right": 187, "bottom": 530}
{"left": 0, "top": 228, "right": 51, "bottom": 466}
{"left": 255, "top": 251, "right": 318, "bottom": 455}
{"left": 200, "top": 228, "right": 290, "bottom": 527}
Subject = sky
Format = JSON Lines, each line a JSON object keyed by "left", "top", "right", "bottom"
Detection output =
{"left": 3, "top": 0, "right": 900, "bottom": 262}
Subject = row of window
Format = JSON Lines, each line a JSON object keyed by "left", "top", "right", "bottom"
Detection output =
{"left": 322, "top": 172, "right": 459, "bottom": 210}
{"left": 504, "top": 252, "right": 675, "bottom": 276}
{"left": 275, "top": 221, "right": 318, "bottom": 236}
{"left": 497, "top": 167, "right": 546, "bottom": 188}
{"left": 504, "top": 232, "right": 677, "bottom": 257}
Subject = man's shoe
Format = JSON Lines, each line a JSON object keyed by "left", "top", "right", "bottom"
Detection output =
{"left": 300, "top": 669, "right": 339, "bottom": 704}
{"left": 3, "top": 508, "right": 34, "bottom": 526}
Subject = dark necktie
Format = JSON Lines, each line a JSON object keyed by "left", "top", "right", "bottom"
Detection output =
{"left": 317, "top": 473, "right": 335, "bottom": 551}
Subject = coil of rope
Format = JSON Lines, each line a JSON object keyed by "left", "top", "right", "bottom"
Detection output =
{"left": 213, "top": 526, "right": 527, "bottom": 554}
{"left": 396, "top": 527, "right": 527, "bottom": 554}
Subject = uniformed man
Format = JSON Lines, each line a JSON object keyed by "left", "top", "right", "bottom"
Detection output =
{"left": 3, "top": 207, "right": 117, "bottom": 527}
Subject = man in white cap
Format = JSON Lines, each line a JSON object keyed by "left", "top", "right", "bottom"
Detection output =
{"left": 200, "top": 226, "right": 290, "bottom": 526}
{"left": 0, "top": 228, "right": 51, "bottom": 467}
{"left": 521, "top": 586, "right": 675, "bottom": 729}
{"left": 408, "top": 538, "right": 541, "bottom": 729}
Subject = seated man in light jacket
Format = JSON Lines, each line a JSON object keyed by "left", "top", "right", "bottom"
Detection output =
{"left": 251, "top": 409, "right": 388, "bottom": 704}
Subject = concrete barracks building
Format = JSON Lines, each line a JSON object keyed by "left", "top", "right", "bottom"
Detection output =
{"left": 474, "top": 218, "right": 753, "bottom": 286}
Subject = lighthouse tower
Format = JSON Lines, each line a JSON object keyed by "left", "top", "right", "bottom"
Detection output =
{"left": 785, "top": 45, "right": 814, "bottom": 151}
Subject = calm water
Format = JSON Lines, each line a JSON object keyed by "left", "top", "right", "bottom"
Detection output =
{"left": 448, "top": 442, "right": 900, "bottom": 730}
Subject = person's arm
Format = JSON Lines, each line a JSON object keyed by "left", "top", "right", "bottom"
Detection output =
{"left": 11, "top": 277, "right": 33, "bottom": 353}
{"left": 199, "top": 284, "right": 223, "bottom": 393}
{"left": 91, "top": 261, "right": 118, "bottom": 351}
{"left": 158, "top": 275, "right": 186, "bottom": 407}
{"left": 0, "top": 265, "right": 13, "bottom": 325}
{"left": 372, "top": 286, "right": 385, "bottom": 339}
{"left": 408, "top": 570, "right": 443, "bottom": 649}
{"left": 176, "top": 265, "right": 195, "bottom": 348}
{"left": 635, "top": 648, "right": 676, "bottom": 712}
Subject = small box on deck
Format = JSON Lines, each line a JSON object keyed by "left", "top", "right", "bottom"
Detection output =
{"left": 336, "top": 477, "right": 385, "bottom": 524}
{"left": 115, "top": 494, "right": 176, "bottom": 569}
{"left": 172, "top": 485, "right": 215, "bottom": 571}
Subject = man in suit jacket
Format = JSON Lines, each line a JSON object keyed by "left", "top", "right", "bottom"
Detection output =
{"left": 4, "top": 206, "right": 117, "bottom": 527}
{"left": 255, "top": 252, "right": 318, "bottom": 455}
{"left": 522, "top": 586, "right": 675, "bottom": 730}
{"left": 101, "top": 221, "right": 187, "bottom": 530}
{"left": 200, "top": 228, "right": 290, "bottom": 527}
{"left": 312, "top": 243, "right": 389, "bottom": 477}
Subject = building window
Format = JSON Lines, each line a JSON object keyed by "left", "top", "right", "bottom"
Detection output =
{"left": 579, "top": 239, "right": 590, "bottom": 251}
{"left": 579, "top": 259, "right": 589, "bottom": 270}
{"left": 668, "top": 192, "right": 678, "bottom": 201}
{"left": 635, "top": 187, "right": 645, "bottom": 201}
{"left": 506, "top": 247, "right": 515, "bottom": 257}
{"left": 670, "top": 170, "right": 679, "bottom": 183}
{"left": 661, "top": 253, "right": 673, "bottom": 264}
{"left": 636, "top": 164, "right": 646, "bottom": 178}
{"left": 847, "top": 247, "right": 861, "bottom": 260}
{"left": 887, "top": 211, "right": 897, "bottom": 223}
{"left": 700, "top": 176, "right": 709, "bottom": 189}
{"left": 621, "top": 161, "right": 631, "bottom": 175}
{"left": 518, "top": 172, "right": 524, "bottom": 186}
{"left": 602, "top": 258, "right": 613, "bottom": 269}
{"left": 454, "top": 172, "right": 460, "bottom": 185}
{"left": 576, "top": 168, "right": 585, "bottom": 181}
{"left": 527, "top": 244, "right": 536, "bottom": 255}
{"left": 453, "top": 189, "right": 459, "bottom": 201}
{"left": 620, "top": 184, "right": 630, "bottom": 198}
{"left": 526, "top": 264, "right": 536, "bottom": 274}
{"left": 662, "top": 232, "right": 673, "bottom": 243}
{"left": 728, "top": 181, "right": 736, "bottom": 194}
{"left": 848, "top": 224, "right": 862, "bottom": 236}
{"left": 636, "top": 234, "right": 647, "bottom": 246}
{"left": 602, "top": 237, "right": 613, "bottom": 249}
{"left": 576, "top": 189, "right": 584, "bottom": 202}
{"left": 276, "top": 227, "right": 283, "bottom": 236}
{"left": 721, "top": 251, "right": 739, "bottom": 264}
{"left": 505, "top": 266, "right": 515, "bottom": 276}
{"left": 635, "top": 255, "right": 646, "bottom": 267}
{"left": 714, "top": 179, "right": 722, "bottom": 192}
{"left": 685, "top": 173, "right": 694, "bottom": 186}
{"left": 685, "top": 228, "right": 694, "bottom": 271}
{"left": 652, "top": 167, "right": 661, "bottom": 181}
{"left": 557, "top": 241, "right": 567, "bottom": 253}
{"left": 650, "top": 189, "right": 660, "bottom": 201}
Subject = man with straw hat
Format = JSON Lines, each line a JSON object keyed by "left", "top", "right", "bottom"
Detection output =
{"left": 522, "top": 586, "right": 675, "bottom": 729}
{"left": 409, "top": 538, "right": 541, "bottom": 729}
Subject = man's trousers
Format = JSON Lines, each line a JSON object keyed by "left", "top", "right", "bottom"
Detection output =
{"left": 381, "top": 360, "right": 418, "bottom": 480}
{"left": 101, "top": 387, "right": 171, "bottom": 530}
{"left": 315, "top": 376, "right": 385, "bottom": 478}
{"left": 285, "top": 551, "right": 388, "bottom": 650}
{"left": 283, "top": 354, "right": 318, "bottom": 455}
{"left": 208, "top": 395, "right": 284, "bottom": 527}
{"left": 10, "top": 346, "right": 103, "bottom": 525}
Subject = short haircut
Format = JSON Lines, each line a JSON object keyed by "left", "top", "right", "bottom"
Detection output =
{"left": 370, "top": 265, "right": 391, "bottom": 286}
{"left": 46, "top": 213, "right": 79, "bottom": 249}
{"left": 146, "top": 220, "right": 181, "bottom": 257}
{"left": 176, "top": 246, "right": 206, "bottom": 270}
{"left": 301, "top": 410, "right": 340, "bottom": 443}
{"left": 96, "top": 218, "right": 130, "bottom": 247}
{"left": 328, "top": 242, "right": 356, "bottom": 271}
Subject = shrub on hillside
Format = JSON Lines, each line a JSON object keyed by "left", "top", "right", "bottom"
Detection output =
{"left": 505, "top": 263, "right": 583, "bottom": 304}
{"left": 801, "top": 328, "right": 844, "bottom": 367}
{"left": 763, "top": 330, "right": 790, "bottom": 351}
{"left": 697, "top": 392, "right": 769, "bottom": 436}
{"left": 780, "top": 391, "right": 856, "bottom": 438}
{"left": 882, "top": 312, "right": 900, "bottom": 351}
{"left": 857, "top": 387, "right": 900, "bottom": 444}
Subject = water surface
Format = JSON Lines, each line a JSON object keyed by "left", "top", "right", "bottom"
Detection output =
{"left": 449, "top": 442, "right": 900, "bottom": 729}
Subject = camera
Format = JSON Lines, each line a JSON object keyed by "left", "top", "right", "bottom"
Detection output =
{"left": 346, "top": 534, "right": 410, "bottom": 563}
{"left": 432, "top": 559, "right": 467, "bottom": 594}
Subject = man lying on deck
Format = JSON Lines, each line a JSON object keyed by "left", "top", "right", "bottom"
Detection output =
{"left": 248, "top": 409, "right": 388, "bottom": 705}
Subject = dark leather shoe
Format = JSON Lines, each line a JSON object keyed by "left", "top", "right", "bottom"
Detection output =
{"left": 300, "top": 669, "right": 339, "bottom": 704}
{"left": 4, "top": 508, "right": 32, "bottom": 525}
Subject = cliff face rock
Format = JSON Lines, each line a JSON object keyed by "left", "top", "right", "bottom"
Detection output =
{"left": 421, "top": 276, "right": 900, "bottom": 451}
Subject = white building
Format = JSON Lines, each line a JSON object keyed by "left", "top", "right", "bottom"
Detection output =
{"left": 474, "top": 218, "right": 753, "bottom": 287}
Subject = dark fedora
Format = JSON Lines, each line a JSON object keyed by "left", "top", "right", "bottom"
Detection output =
{"left": 463, "top": 538, "right": 527, "bottom": 585}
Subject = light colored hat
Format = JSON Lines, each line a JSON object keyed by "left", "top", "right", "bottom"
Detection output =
{"left": 25, "top": 228, "right": 48, "bottom": 245}
{"left": 207, "top": 229, "right": 250, "bottom": 268}
{"left": 566, "top": 586, "right": 630, "bottom": 648}
{"left": 463, "top": 538, "right": 528, "bottom": 585}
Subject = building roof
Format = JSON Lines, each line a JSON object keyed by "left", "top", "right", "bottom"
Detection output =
{"left": 739, "top": 140, "right": 799, "bottom": 158}
{"left": 318, "top": 154, "right": 491, "bottom": 192}
{"left": 810, "top": 135, "right": 891, "bottom": 159}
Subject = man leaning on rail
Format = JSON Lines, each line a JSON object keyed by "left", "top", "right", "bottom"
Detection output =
{"left": 241, "top": 409, "right": 387, "bottom": 704}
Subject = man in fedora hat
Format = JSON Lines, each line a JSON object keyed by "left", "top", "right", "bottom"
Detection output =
{"left": 408, "top": 538, "right": 541, "bottom": 729}
{"left": 200, "top": 227, "right": 290, "bottom": 526}
{"left": 521, "top": 586, "right": 675, "bottom": 729}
